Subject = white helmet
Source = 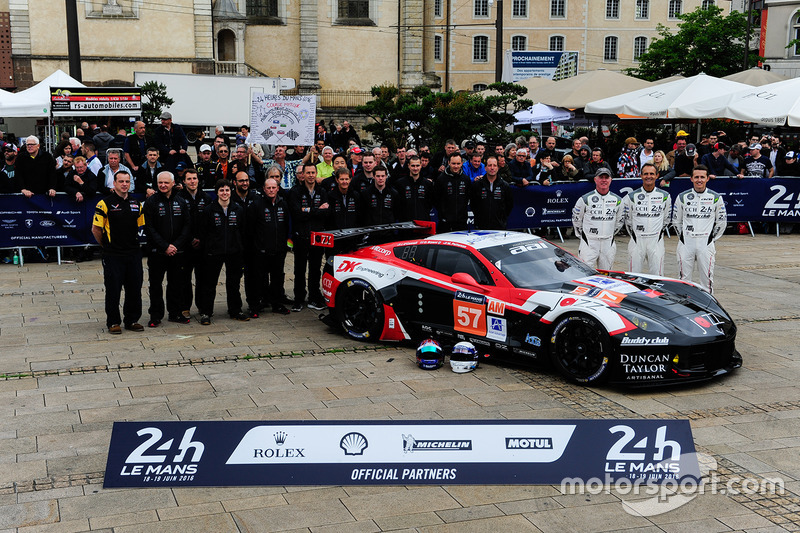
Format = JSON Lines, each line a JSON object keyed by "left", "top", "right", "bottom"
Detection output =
{"left": 450, "top": 341, "right": 478, "bottom": 373}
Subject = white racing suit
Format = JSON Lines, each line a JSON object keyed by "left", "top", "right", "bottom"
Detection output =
{"left": 673, "top": 188, "right": 727, "bottom": 293}
{"left": 622, "top": 186, "right": 672, "bottom": 275}
{"left": 572, "top": 190, "right": 623, "bottom": 270}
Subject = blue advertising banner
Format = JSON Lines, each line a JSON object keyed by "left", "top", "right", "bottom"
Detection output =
{"left": 505, "top": 51, "right": 579, "bottom": 81}
{"left": 0, "top": 194, "right": 96, "bottom": 246}
{"left": 103, "top": 419, "right": 698, "bottom": 488}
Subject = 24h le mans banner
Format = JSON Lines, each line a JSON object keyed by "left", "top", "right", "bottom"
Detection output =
{"left": 104, "top": 419, "right": 698, "bottom": 487}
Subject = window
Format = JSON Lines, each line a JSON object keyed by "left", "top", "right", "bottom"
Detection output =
{"left": 338, "top": 0, "right": 370, "bottom": 20}
{"left": 701, "top": 0, "right": 714, "bottom": 8}
{"left": 636, "top": 0, "right": 649, "bottom": 19}
{"left": 474, "top": 0, "right": 489, "bottom": 18}
{"left": 434, "top": 0, "right": 443, "bottom": 17}
{"left": 633, "top": 36, "right": 647, "bottom": 60}
{"left": 511, "top": 35, "right": 527, "bottom": 51}
{"left": 604, "top": 36, "right": 618, "bottom": 62}
{"left": 434, "top": 35, "right": 443, "bottom": 61}
{"left": 606, "top": 0, "right": 619, "bottom": 19}
{"left": 549, "top": 35, "right": 564, "bottom": 51}
{"left": 668, "top": 0, "right": 682, "bottom": 19}
{"left": 473, "top": 83, "right": 489, "bottom": 92}
{"left": 792, "top": 13, "right": 800, "bottom": 56}
{"left": 473, "top": 35, "right": 489, "bottom": 62}
{"left": 512, "top": 0, "right": 527, "bottom": 18}
{"left": 550, "top": 0, "right": 565, "bottom": 18}
{"left": 430, "top": 247, "right": 493, "bottom": 285}
{"left": 246, "top": 0, "right": 279, "bottom": 20}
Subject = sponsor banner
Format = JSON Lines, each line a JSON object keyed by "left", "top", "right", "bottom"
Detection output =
{"left": 503, "top": 51, "right": 579, "bottom": 82}
{"left": 250, "top": 93, "right": 316, "bottom": 146}
{"left": 103, "top": 419, "right": 698, "bottom": 487}
{"left": 51, "top": 87, "right": 141, "bottom": 116}
{"left": 0, "top": 194, "right": 96, "bottom": 246}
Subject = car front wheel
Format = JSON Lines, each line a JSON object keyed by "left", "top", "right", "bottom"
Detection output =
{"left": 550, "top": 314, "right": 612, "bottom": 385}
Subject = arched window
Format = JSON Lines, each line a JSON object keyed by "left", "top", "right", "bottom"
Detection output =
{"left": 549, "top": 35, "right": 565, "bottom": 51}
{"left": 604, "top": 36, "right": 618, "bottom": 62}
{"left": 668, "top": 0, "right": 682, "bottom": 19}
{"left": 473, "top": 35, "right": 489, "bottom": 62}
{"left": 217, "top": 29, "right": 236, "bottom": 62}
{"left": 633, "top": 36, "right": 648, "bottom": 60}
{"left": 511, "top": 35, "right": 527, "bottom": 51}
{"left": 636, "top": 0, "right": 649, "bottom": 19}
{"left": 792, "top": 12, "right": 800, "bottom": 56}
{"left": 473, "top": 83, "right": 489, "bottom": 92}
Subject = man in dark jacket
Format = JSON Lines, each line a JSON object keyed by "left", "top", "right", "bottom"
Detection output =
{"left": 64, "top": 156, "right": 97, "bottom": 203}
{"left": 471, "top": 156, "right": 514, "bottom": 230}
{"left": 143, "top": 171, "right": 192, "bottom": 327}
{"left": 0, "top": 145, "right": 18, "bottom": 193}
{"left": 362, "top": 166, "right": 399, "bottom": 225}
{"left": 93, "top": 125, "right": 115, "bottom": 165}
{"left": 123, "top": 121, "right": 148, "bottom": 172}
{"left": 17, "top": 136, "right": 56, "bottom": 198}
{"left": 289, "top": 164, "right": 329, "bottom": 311}
{"left": 396, "top": 156, "right": 434, "bottom": 222}
{"left": 434, "top": 152, "right": 471, "bottom": 232}
{"left": 178, "top": 169, "right": 211, "bottom": 318}
{"left": 153, "top": 112, "right": 189, "bottom": 171}
{"left": 328, "top": 167, "right": 363, "bottom": 232}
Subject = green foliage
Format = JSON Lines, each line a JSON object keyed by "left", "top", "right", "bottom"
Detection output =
{"left": 139, "top": 81, "right": 174, "bottom": 125}
{"left": 356, "top": 82, "right": 532, "bottom": 152}
{"left": 626, "top": 6, "right": 756, "bottom": 81}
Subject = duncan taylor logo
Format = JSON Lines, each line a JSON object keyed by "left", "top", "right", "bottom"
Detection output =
{"left": 402, "top": 434, "right": 472, "bottom": 453}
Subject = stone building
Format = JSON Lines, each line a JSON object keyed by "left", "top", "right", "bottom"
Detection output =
{"left": 759, "top": 0, "right": 800, "bottom": 77}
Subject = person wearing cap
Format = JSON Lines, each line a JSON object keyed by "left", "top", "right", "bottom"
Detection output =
{"left": 195, "top": 143, "right": 221, "bottom": 189}
{"left": 0, "top": 144, "right": 18, "bottom": 193}
{"left": 726, "top": 144, "right": 745, "bottom": 174}
{"left": 347, "top": 145, "right": 364, "bottom": 176}
{"left": 676, "top": 141, "right": 697, "bottom": 177}
{"left": 673, "top": 165, "right": 727, "bottom": 293}
{"left": 153, "top": 111, "right": 188, "bottom": 171}
{"left": 666, "top": 137, "right": 687, "bottom": 168}
{"left": 743, "top": 143, "right": 774, "bottom": 179}
{"left": 780, "top": 151, "right": 800, "bottom": 177}
{"left": 572, "top": 167, "right": 623, "bottom": 269}
{"left": 622, "top": 163, "right": 671, "bottom": 276}
{"left": 617, "top": 137, "right": 641, "bottom": 180}
{"left": 123, "top": 121, "right": 148, "bottom": 172}
{"left": 699, "top": 143, "right": 743, "bottom": 179}
{"left": 135, "top": 147, "right": 162, "bottom": 197}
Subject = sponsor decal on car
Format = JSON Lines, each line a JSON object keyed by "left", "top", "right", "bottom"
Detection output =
{"left": 525, "top": 334, "right": 541, "bottom": 347}
{"left": 620, "top": 354, "right": 670, "bottom": 380}
{"left": 486, "top": 316, "right": 507, "bottom": 342}
{"left": 620, "top": 336, "right": 669, "bottom": 346}
{"left": 453, "top": 291, "right": 487, "bottom": 337}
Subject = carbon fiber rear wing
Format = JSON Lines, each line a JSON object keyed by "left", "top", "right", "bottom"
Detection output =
{"left": 311, "top": 220, "right": 436, "bottom": 249}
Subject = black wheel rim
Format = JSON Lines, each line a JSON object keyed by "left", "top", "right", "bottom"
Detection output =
{"left": 341, "top": 285, "right": 378, "bottom": 334}
{"left": 554, "top": 320, "right": 607, "bottom": 380}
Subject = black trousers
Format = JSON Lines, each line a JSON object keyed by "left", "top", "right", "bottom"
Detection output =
{"left": 293, "top": 239, "right": 323, "bottom": 304}
{"left": 147, "top": 252, "right": 190, "bottom": 321}
{"left": 243, "top": 251, "right": 262, "bottom": 312}
{"left": 185, "top": 247, "right": 204, "bottom": 314}
{"left": 262, "top": 251, "right": 288, "bottom": 308}
{"left": 103, "top": 252, "right": 143, "bottom": 327}
{"left": 197, "top": 252, "right": 243, "bottom": 317}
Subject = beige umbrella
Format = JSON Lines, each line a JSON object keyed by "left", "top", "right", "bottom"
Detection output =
{"left": 481, "top": 76, "right": 554, "bottom": 100}
{"left": 533, "top": 69, "right": 652, "bottom": 110}
{"left": 651, "top": 75, "right": 685, "bottom": 85}
{"left": 722, "top": 67, "right": 789, "bottom": 86}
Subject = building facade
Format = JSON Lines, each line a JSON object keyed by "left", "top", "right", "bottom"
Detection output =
{"left": 760, "top": 0, "right": 800, "bottom": 77}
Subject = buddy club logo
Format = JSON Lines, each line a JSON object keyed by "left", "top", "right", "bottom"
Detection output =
{"left": 252, "top": 431, "right": 306, "bottom": 458}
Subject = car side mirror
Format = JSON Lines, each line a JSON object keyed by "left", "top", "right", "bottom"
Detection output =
{"left": 451, "top": 272, "right": 487, "bottom": 293}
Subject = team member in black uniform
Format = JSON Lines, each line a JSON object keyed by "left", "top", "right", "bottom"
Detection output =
{"left": 249, "top": 176, "right": 292, "bottom": 315}
{"left": 92, "top": 170, "right": 145, "bottom": 335}
{"left": 143, "top": 171, "right": 192, "bottom": 327}
{"left": 231, "top": 170, "right": 265, "bottom": 318}
{"left": 289, "top": 163, "right": 329, "bottom": 311}
{"left": 471, "top": 155, "right": 514, "bottom": 230}
{"left": 362, "top": 166, "right": 399, "bottom": 225}
{"left": 434, "top": 152, "right": 471, "bottom": 232}
{"left": 178, "top": 168, "right": 211, "bottom": 318}
{"left": 328, "top": 168, "right": 363, "bottom": 230}
{"left": 396, "top": 155, "right": 433, "bottom": 222}
{"left": 196, "top": 179, "right": 249, "bottom": 325}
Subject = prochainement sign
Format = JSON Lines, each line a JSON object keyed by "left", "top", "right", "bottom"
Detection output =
{"left": 104, "top": 419, "right": 698, "bottom": 487}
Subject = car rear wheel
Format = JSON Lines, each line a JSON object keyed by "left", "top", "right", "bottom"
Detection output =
{"left": 550, "top": 314, "right": 612, "bottom": 385}
{"left": 335, "top": 279, "right": 385, "bottom": 341}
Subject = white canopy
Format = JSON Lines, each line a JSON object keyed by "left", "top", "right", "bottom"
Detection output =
{"left": 531, "top": 69, "right": 651, "bottom": 110}
{"left": 668, "top": 77, "right": 800, "bottom": 126}
{"left": 514, "top": 103, "right": 573, "bottom": 124}
{"left": 585, "top": 74, "right": 749, "bottom": 119}
{"left": 0, "top": 89, "right": 49, "bottom": 118}
{"left": 722, "top": 67, "right": 789, "bottom": 87}
{"left": 12, "top": 69, "right": 86, "bottom": 117}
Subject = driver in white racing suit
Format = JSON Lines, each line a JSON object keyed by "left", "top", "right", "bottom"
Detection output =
{"left": 622, "top": 162, "right": 671, "bottom": 275}
{"left": 572, "top": 167, "right": 623, "bottom": 269}
{"left": 673, "top": 165, "right": 727, "bottom": 293}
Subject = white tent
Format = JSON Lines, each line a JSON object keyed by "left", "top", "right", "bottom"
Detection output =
{"left": 669, "top": 77, "right": 800, "bottom": 127}
{"left": 585, "top": 74, "right": 749, "bottom": 119}
{"left": 15, "top": 69, "right": 86, "bottom": 116}
{"left": 722, "top": 67, "right": 789, "bottom": 87}
{"left": 531, "top": 69, "right": 651, "bottom": 110}
{"left": 514, "top": 103, "right": 573, "bottom": 124}
{"left": 0, "top": 89, "right": 49, "bottom": 117}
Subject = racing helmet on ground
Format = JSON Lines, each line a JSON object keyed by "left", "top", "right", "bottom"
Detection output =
{"left": 450, "top": 341, "right": 478, "bottom": 373}
{"left": 416, "top": 339, "right": 444, "bottom": 370}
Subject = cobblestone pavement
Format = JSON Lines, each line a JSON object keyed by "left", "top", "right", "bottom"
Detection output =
{"left": 1, "top": 232, "right": 800, "bottom": 532}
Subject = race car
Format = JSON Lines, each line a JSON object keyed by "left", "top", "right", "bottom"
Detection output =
{"left": 316, "top": 227, "right": 741, "bottom": 386}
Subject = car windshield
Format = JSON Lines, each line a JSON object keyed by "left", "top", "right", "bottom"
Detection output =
{"left": 481, "top": 238, "right": 596, "bottom": 290}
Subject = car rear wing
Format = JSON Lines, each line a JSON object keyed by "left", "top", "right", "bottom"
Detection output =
{"left": 312, "top": 220, "right": 436, "bottom": 249}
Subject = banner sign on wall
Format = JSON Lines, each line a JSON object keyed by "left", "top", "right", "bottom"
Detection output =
{"left": 249, "top": 93, "right": 316, "bottom": 146}
{"left": 50, "top": 87, "right": 141, "bottom": 116}
{"left": 503, "top": 51, "right": 579, "bottom": 82}
{"left": 104, "top": 419, "right": 698, "bottom": 488}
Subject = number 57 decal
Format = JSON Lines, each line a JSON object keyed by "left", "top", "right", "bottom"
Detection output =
{"left": 453, "top": 300, "right": 487, "bottom": 336}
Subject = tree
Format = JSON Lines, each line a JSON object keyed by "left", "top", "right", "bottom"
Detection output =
{"left": 626, "top": 6, "right": 756, "bottom": 81}
{"left": 139, "top": 81, "right": 174, "bottom": 125}
{"left": 356, "top": 82, "right": 531, "bottom": 152}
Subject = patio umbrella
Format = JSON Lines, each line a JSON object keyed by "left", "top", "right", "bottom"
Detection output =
{"left": 532, "top": 69, "right": 651, "bottom": 110}
{"left": 481, "top": 76, "right": 554, "bottom": 99}
{"left": 514, "top": 103, "right": 573, "bottom": 124}
{"left": 722, "top": 67, "right": 789, "bottom": 87}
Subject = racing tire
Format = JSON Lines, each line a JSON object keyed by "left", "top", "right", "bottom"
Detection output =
{"left": 549, "top": 314, "right": 613, "bottom": 385}
{"left": 335, "top": 279, "right": 385, "bottom": 341}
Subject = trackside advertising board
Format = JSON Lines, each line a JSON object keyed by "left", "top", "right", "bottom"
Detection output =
{"left": 50, "top": 87, "right": 141, "bottom": 116}
{"left": 104, "top": 419, "right": 698, "bottom": 487}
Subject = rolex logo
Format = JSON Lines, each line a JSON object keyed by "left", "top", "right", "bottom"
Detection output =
{"left": 274, "top": 431, "right": 287, "bottom": 446}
